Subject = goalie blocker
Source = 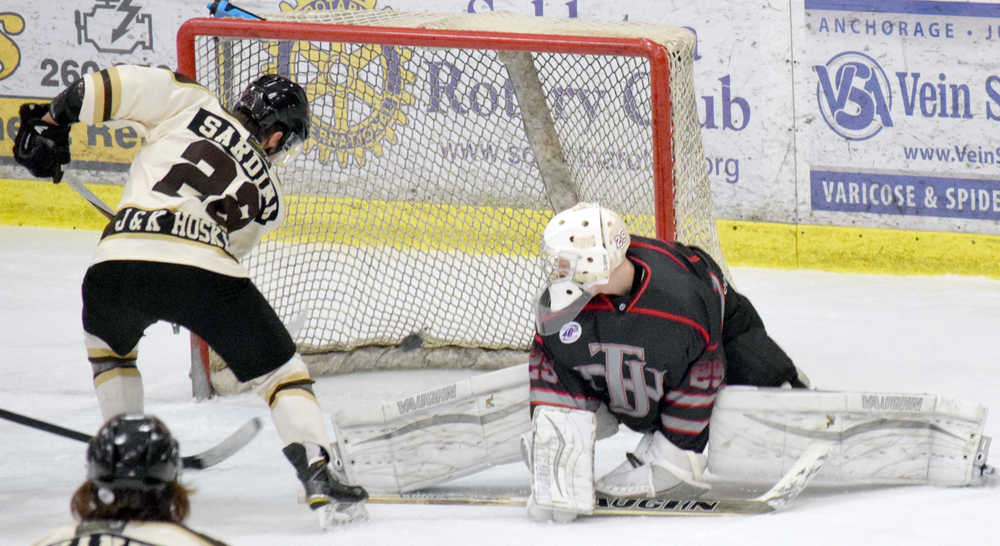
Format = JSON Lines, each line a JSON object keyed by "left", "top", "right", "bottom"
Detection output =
{"left": 330, "top": 364, "right": 992, "bottom": 494}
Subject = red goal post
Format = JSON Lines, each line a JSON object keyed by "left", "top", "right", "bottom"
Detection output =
{"left": 175, "top": 11, "right": 723, "bottom": 396}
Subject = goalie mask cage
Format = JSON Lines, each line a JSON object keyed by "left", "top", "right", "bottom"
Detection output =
{"left": 176, "top": 11, "right": 725, "bottom": 395}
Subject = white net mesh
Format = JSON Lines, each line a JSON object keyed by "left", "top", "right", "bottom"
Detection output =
{"left": 182, "top": 11, "right": 724, "bottom": 387}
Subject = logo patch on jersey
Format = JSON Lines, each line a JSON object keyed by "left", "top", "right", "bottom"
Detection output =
{"left": 559, "top": 321, "right": 582, "bottom": 344}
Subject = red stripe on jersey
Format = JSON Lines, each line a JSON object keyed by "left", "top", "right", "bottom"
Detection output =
{"left": 624, "top": 257, "right": 652, "bottom": 312}
{"left": 661, "top": 415, "right": 711, "bottom": 436}
{"left": 529, "top": 386, "right": 600, "bottom": 404}
{"left": 574, "top": 251, "right": 713, "bottom": 347}
{"left": 662, "top": 425, "right": 707, "bottom": 436}
{"left": 665, "top": 391, "right": 718, "bottom": 408}
{"left": 630, "top": 240, "right": 688, "bottom": 270}
{"left": 630, "top": 306, "right": 711, "bottom": 345}
{"left": 530, "top": 400, "right": 583, "bottom": 411}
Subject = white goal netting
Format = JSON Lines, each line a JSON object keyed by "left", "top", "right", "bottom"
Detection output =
{"left": 178, "top": 11, "right": 724, "bottom": 392}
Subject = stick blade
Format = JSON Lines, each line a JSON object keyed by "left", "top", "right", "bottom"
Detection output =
{"left": 755, "top": 443, "right": 831, "bottom": 509}
{"left": 181, "top": 417, "right": 262, "bottom": 470}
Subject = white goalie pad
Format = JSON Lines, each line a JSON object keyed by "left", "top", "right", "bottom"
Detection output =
{"left": 332, "top": 364, "right": 529, "bottom": 493}
{"left": 334, "top": 372, "right": 992, "bottom": 493}
{"left": 708, "top": 387, "right": 991, "bottom": 487}
{"left": 530, "top": 406, "right": 596, "bottom": 515}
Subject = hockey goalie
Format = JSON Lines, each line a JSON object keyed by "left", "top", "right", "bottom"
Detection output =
{"left": 329, "top": 204, "right": 993, "bottom": 520}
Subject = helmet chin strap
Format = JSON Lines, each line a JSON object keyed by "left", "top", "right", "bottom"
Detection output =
{"left": 261, "top": 130, "right": 285, "bottom": 162}
{"left": 264, "top": 131, "right": 282, "bottom": 151}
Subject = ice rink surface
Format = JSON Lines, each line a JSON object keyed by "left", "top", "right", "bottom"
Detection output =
{"left": 1, "top": 225, "right": 997, "bottom": 545}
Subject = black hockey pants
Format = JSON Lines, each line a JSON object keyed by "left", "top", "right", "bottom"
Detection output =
{"left": 82, "top": 260, "right": 296, "bottom": 382}
{"left": 721, "top": 289, "right": 801, "bottom": 387}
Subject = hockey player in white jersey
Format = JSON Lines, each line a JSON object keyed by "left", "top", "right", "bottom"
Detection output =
{"left": 32, "top": 413, "right": 228, "bottom": 546}
{"left": 12, "top": 65, "right": 368, "bottom": 527}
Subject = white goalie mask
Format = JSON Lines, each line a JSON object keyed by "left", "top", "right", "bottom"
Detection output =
{"left": 535, "top": 202, "right": 630, "bottom": 336}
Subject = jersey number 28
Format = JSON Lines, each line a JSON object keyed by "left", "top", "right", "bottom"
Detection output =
{"left": 152, "top": 140, "right": 261, "bottom": 231}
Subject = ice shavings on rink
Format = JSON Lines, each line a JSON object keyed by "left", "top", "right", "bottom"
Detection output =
{"left": 1, "top": 225, "right": 997, "bottom": 546}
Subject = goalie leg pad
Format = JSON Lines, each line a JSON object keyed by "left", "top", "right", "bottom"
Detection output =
{"left": 332, "top": 363, "right": 529, "bottom": 493}
{"left": 529, "top": 406, "right": 596, "bottom": 517}
{"left": 708, "top": 386, "right": 991, "bottom": 486}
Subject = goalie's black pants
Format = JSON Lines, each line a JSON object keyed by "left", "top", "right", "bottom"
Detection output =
{"left": 721, "top": 288, "right": 800, "bottom": 387}
{"left": 82, "top": 260, "right": 296, "bottom": 382}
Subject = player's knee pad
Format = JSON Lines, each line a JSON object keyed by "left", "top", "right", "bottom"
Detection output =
{"left": 254, "top": 353, "right": 317, "bottom": 408}
{"left": 85, "top": 331, "right": 138, "bottom": 364}
{"left": 86, "top": 331, "right": 140, "bottom": 384}
{"left": 257, "top": 354, "right": 329, "bottom": 447}
{"left": 85, "top": 332, "right": 143, "bottom": 419}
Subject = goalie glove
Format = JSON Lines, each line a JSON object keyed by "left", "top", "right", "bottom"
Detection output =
{"left": 596, "top": 431, "right": 711, "bottom": 499}
{"left": 13, "top": 103, "right": 71, "bottom": 183}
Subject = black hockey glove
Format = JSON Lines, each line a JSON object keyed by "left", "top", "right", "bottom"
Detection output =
{"left": 13, "top": 103, "right": 71, "bottom": 183}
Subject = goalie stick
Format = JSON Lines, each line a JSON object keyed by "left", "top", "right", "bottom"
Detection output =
{"left": 367, "top": 443, "right": 831, "bottom": 516}
{"left": 0, "top": 408, "right": 261, "bottom": 470}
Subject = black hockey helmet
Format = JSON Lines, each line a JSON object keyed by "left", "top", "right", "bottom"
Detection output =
{"left": 87, "top": 414, "right": 181, "bottom": 491}
{"left": 234, "top": 74, "right": 310, "bottom": 164}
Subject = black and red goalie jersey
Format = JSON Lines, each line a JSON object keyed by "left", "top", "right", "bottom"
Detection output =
{"left": 530, "top": 236, "right": 728, "bottom": 452}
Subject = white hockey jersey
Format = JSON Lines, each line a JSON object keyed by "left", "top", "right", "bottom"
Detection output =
{"left": 79, "top": 65, "right": 286, "bottom": 278}
{"left": 33, "top": 519, "right": 227, "bottom": 546}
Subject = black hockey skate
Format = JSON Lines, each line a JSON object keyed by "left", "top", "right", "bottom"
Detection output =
{"left": 283, "top": 442, "right": 369, "bottom": 527}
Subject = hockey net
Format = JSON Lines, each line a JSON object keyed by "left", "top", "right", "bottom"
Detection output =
{"left": 176, "top": 11, "right": 725, "bottom": 395}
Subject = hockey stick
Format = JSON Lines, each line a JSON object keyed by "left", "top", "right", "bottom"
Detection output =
{"left": 177, "top": 417, "right": 262, "bottom": 470}
{"left": 0, "top": 408, "right": 261, "bottom": 470}
{"left": 0, "top": 408, "right": 91, "bottom": 442}
{"left": 63, "top": 178, "right": 115, "bottom": 221}
{"left": 368, "top": 443, "right": 831, "bottom": 516}
{"left": 369, "top": 488, "right": 774, "bottom": 516}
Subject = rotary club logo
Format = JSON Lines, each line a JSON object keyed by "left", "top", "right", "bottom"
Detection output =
{"left": 271, "top": 0, "right": 415, "bottom": 167}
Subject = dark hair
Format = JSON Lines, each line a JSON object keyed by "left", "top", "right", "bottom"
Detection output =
{"left": 70, "top": 480, "right": 192, "bottom": 523}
